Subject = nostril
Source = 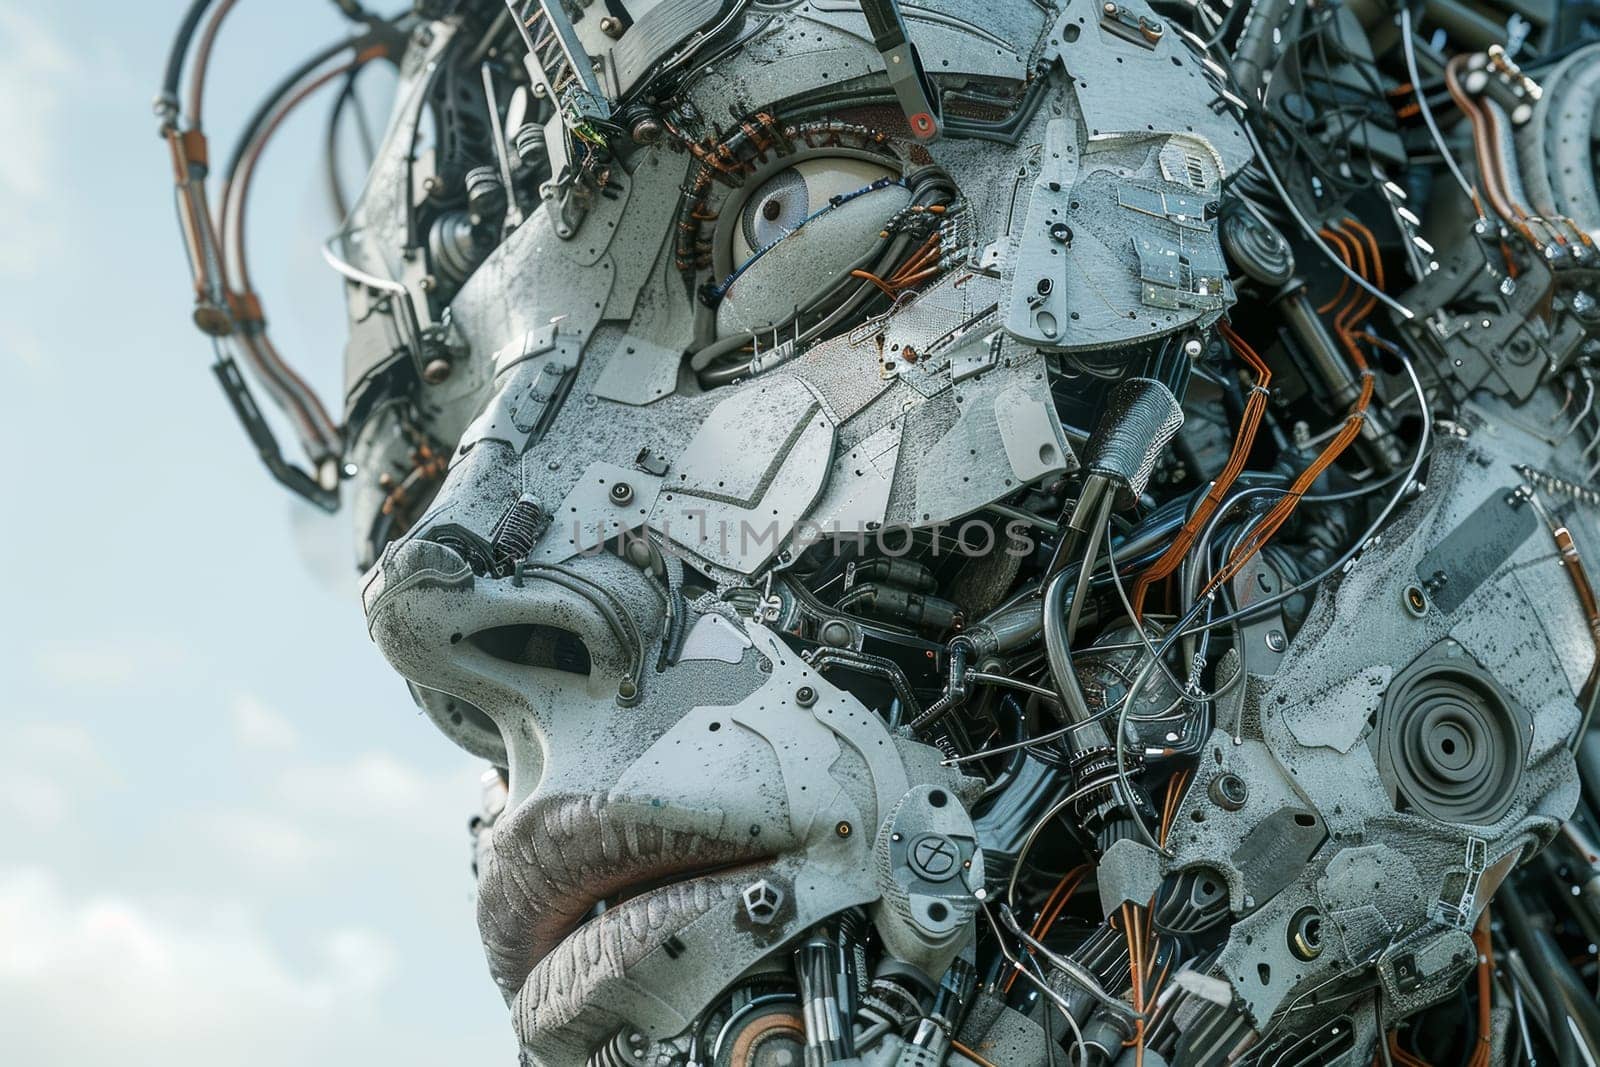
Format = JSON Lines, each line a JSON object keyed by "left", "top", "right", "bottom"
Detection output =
{"left": 410, "top": 683, "right": 506, "bottom": 764}
{"left": 469, "top": 623, "right": 593, "bottom": 677}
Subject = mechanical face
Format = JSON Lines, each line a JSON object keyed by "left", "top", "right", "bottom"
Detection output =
{"left": 342, "top": 4, "right": 1253, "bottom": 1058}
{"left": 164, "top": 0, "right": 1600, "bottom": 1063}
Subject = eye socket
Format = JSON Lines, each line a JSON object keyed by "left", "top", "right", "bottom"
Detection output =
{"left": 740, "top": 168, "right": 808, "bottom": 258}
{"left": 729, "top": 157, "right": 903, "bottom": 265}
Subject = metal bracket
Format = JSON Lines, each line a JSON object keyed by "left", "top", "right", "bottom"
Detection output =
{"left": 860, "top": 0, "right": 941, "bottom": 141}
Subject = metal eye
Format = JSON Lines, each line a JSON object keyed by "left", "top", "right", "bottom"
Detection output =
{"left": 728, "top": 157, "right": 902, "bottom": 266}
{"left": 740, "top": 168, "right": 809, "bottom": 257}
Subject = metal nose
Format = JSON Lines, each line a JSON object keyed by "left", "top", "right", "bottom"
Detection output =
{"left": 362, "top": 534, "right": 665, "bottom": 771}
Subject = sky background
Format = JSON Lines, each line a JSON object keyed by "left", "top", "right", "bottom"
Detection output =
{"left": 0, "top": 4, "right": 514, "bottom": 1062}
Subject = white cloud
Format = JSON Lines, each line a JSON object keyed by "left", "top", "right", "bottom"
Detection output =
{"left": 0, "top": 722, "right": 110, "bottom": 828}
{"left": 29, "top": 635, "right": 189, "bottom": 690}
{"left": 196, "top": 809, "right": 334, "bottom": 878}
{"left": 0, "top": 866, "right": 403, "bottom": 1065}
{"left": 231, "top": 693, "right": 300, "bottom": 750}
{"left": 191, "top": 750, "right": 475, "bottom": 878}
{"left": 0, "top": 7, "right": 78, "bottom": 276}
{"left": 277, "top": 751, "right": 464, "bottom": 821}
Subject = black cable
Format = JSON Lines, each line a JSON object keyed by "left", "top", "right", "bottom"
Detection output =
{"left": 1498, "top": 885, "right": 1583, "bottom": 1065}
{"left": 161, "top": 0, "right": 221, "bottom": 104}
{"left": 325, "top": 64, "right": 372, "bottom": 222}
{"left": 222, "top": 36, "right": 370, "bottom": 191}
{"left": 329, "top": 0, "right": 373, "bottom": 22}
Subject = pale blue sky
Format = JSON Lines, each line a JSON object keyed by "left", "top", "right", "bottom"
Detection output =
{"left": 0, "top": 4, "right": 512, "bottom": 1062}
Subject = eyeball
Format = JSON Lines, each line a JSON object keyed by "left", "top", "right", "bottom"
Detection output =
{"left": 728, "top": 157, "right": 904, "bottom": 266}
{"left": 718, "top": 157, "right": 909, "bottom": 337}
{"left": 740, "top": 168, "right": 809, "bottom": 258}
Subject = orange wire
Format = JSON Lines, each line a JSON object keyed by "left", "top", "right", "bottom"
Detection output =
{"left": 1000, "top": 866, "right": 1088, "bottom": 994}
{"left": 849, "top": 269, "right": 899, "bottom": 298}
{"left": 1119, "top": 902, "right": 1147, "bottom": 1063}
{"left": 1130, "top": 323, "right": 1270, "bottom": 617}
{"left": 951, "top": 1039, "right": 1000, "bottom": 1067}
{"left": 1469, "top": 906, "right": 1494, "bottom": 1067}
{"left": 1202, "top": 219, "right": 1376, "bottom": 597}
{"left": 1158, "top": 770, "right": 1191, "bottom": 846}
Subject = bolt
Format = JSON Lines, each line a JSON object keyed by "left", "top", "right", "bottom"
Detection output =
{"left": 795, "top": 685, "right": 817, "bottom": 708}
{"left": 1265, "top": 630, "right": 1286, "bottom": 652}
{"left": 630, "top": 116, "right": 663, "bottom": 145}
{"left": 819, "top": 620, "right": 852, "bottom": 647}
{"left": 1289, "top": 907, "right": 1325, "bottom": 960}
{"left": 1209, "top": 772, "right": 1248, "bottom": 811}
{"left": 422, "top": 357, "right": 453, "bottom": 384}
{"left": 1183, "top": 337, "right": 1204, "bottom": 359}
{"left": 599, "top": 15, "right": 624, "bottom": 37}
{"left": 1050, "top": 222, "right": 1073, "bottom": 244}
{"left": 609, "top": 481, "right": 634, "bottom": 505}
{"left": 836, "top": 820, "right": 852, "bottom": 838}
{"left": 741, "top": 879, "right": 784, "bottom": 925}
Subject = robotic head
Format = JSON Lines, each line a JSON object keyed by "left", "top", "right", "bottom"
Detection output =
{"left": 161, "top": 1, "right": 1593, "bottom": 1064}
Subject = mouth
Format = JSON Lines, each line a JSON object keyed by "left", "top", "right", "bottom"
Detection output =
{"left": 476, "top": 793, "right": 776, "bottom": 1060}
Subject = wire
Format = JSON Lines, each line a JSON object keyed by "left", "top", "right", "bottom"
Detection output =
{"left": 1240, "top": 122, "right": 1415, "bottom": 321}
{"left": 1131, "top": 321, "right": 1271, "bottom": 617}
{"left": 161, "top": 0, "right": 223, "bottom": 107}
{"left": 1399, "top": 7, "right": 1479, "bottom": 206}
{"left": 951, "top": 1039, "right": 999, "bottom": 1067}
{"left": 186, "top": 0, "right": 243, "bottom": 130}
{"left": 1198, "top": 220, "right": 1379, "bottom": 598}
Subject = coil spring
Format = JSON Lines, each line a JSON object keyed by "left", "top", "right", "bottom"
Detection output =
{"left": 587, "top": 1029, "right": 650, "bottom": 1067}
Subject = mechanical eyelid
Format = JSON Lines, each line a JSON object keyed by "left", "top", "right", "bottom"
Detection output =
{"left": 706, "top": 177, "right": 906, "bottom": 302}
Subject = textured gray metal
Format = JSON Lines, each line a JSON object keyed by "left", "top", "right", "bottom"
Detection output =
{"left": 259, "top": 0, "right": 1599, "bottom": 1062}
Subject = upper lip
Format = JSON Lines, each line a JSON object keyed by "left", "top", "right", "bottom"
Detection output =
{"left": 477, "top": 791, "right": 772, "bottom": 999}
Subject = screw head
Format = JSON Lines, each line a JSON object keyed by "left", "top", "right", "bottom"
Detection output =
{"left": 740, "top": 879, "right": 784, "bottom": 925}
{"left": 908, "top": 833, "right": 961, "bottom": 882}
{"left": 630, "top": 117, "right": 663, "bottom": 145}
{"left": 599, "top": 15, "right": 624, "bottom": 37}
{"left": 795, "top": 685, "right": 817, "bottom": 708}
{"left": 422, "top": 357, "right": 453, "bottom": 384}
{"left": 1265, "top": 629, "right": 1286, "bottom": 652}
{"left": 609, "top": 482, "right": 634, "bottom": 505}
{"left": 1209, "top": 772, "right": 1248, "bottom": 811}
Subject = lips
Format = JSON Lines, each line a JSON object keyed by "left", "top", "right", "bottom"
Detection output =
{"left": 477, "top": 792, "right": 774, "bottom": 1061}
